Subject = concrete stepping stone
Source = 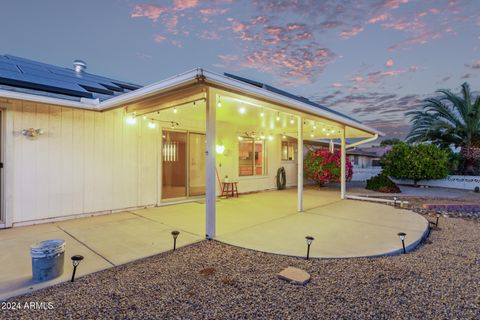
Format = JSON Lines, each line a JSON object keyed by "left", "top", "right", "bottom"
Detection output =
{"left": 277, "top": 267, "right": 311, "bottom": 285}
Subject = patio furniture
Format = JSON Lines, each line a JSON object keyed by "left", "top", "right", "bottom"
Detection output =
{"left": 221, "top": 182, "right": 238, "bottom": 198}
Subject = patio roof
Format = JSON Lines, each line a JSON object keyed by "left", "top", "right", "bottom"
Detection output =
{"left": 0, "top": 55, "right": 383, "bottom": 137}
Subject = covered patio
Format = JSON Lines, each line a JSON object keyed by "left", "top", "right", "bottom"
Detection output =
{"left": 104, "top": 70, "right": 382, "bottom": 240}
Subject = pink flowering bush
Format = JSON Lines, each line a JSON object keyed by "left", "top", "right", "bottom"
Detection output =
{"left": 304, "top": 147, "right": 353, "bottom": 186}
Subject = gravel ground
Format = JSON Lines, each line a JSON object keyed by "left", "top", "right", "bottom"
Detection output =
{"left": 2, "top": 214, "right": 479, "bottom": 319}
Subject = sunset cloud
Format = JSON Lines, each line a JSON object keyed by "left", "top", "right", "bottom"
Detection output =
{"left": 340, "top": 26, "right": 364, "bottom": 39}
{"left": 131, "top": 4, "right": 167, "bottom": 22}
{"left": 385, "top": 59, "right": 394, "bottom": 67}
{"left": 174, "top": 0, "right": 198, "bottom": 10}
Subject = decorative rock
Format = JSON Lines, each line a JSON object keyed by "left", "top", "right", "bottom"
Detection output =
{"left": 277, "top": 266, "right": 311, "bottom": 285}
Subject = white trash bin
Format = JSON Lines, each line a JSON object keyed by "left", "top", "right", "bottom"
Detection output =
{"left": 31, "top": 239, "right": 65, "bottom": 282}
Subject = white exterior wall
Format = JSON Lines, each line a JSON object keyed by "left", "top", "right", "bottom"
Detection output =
{"left": 216, "top": 123, "right": 298, "bottom": 194}
{"left": 391, "top": 175, "right": 480, "bottom": 190}
{"left": 4, "top": 100, "right": 158, "bottom": 225}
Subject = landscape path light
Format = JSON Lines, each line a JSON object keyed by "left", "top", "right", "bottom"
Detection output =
{"left": 397, "top": 232, "right": 407, "bottom": 254}
{"left": 171, "top": 230, "right": 180, "bottom": 251}
{"left": 305, "top": 236, "right": 314, "bottom": 260}
{"left": 435, "top": 212, "right": 441, "bottom": 227}
{"left": 70, "top": 255, "right": 84, "bottom": 282}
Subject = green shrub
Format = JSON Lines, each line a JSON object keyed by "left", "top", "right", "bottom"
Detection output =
{"left": 382, "top": 143, "right": 449, "bottom": 185}
{"left": 366, "top": 174, "right": 400, "bottom": 193}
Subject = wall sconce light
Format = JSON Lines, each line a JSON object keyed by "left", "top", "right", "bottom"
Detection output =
{"left": 216, "top": 144, "right": 225, "bottom": 154}
{"left": 21, "top": 128, "right": 44, "bottom": 138}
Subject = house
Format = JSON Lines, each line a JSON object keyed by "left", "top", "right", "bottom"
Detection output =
{"left": 347, "top": 146, "right": 392, "bottom": 168}
{"left": 0, "top": 54, "right": 382, "bottom": 237}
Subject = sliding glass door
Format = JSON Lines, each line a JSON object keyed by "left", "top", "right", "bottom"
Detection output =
{"left": 162, "top": 130, "right": 206, "bottom": 200}
{"left": 162, "top": 131, "right": 187, "bottom": 199}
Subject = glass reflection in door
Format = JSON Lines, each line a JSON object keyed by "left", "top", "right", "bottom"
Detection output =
{"left": 188, "top": 133, "right": 206, "bottom": 196}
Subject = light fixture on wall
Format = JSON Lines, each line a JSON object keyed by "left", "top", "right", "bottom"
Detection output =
{"left": 216, "top": 144, "right": 225, "bottom": 154}
{"left": 21, "top": 128, "right": 44, "bottom": 138}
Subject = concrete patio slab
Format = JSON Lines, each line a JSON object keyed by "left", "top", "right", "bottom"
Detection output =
{"left": 0, "top": 211, "right": 202, "bottom": 301}
{"left": 0, "top": 187, "right": 428, "bottom": 300}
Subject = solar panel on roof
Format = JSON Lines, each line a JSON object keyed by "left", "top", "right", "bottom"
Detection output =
{"left": 0, "top": 54, "right": 142, "bottom": 100}
{"left": 0, "top": 70, "right": 93, "bottom": 98}
{"left": 223, "top": 72, "right": 361, "bottom": 124}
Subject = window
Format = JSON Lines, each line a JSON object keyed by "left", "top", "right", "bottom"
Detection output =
{"left": 281, "top": 141, "right": 296, "bottom": 161}
{"left": 239, "top": 138, "right": 266, "bottom": 176}
{"left": 353, "top": 155, "right": 359, "bottom": 165}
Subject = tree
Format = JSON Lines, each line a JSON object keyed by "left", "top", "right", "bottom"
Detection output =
{"left": 380, "top": 138, "right": 402, "bottom": 146}
{"left": 304, "top": 147, "right": 352, "bottom": 186}
{"left": 382, "top": 143, "right": 450, "bottom": 185}
{"left": 406, "top": 82, "right": 480, "bottom": 174}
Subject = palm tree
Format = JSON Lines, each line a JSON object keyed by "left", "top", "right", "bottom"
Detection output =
{"left": 406, "top": 82, "right": 480, "bottom": 175}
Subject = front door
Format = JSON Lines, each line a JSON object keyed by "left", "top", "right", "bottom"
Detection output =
{"left": 161, "top": 130, "right": 206, "bottom": 200}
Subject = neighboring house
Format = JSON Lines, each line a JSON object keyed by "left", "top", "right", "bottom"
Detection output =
{"left": 347, "top": 146, "right": 392, "bottom": 168}
{"left": 0, "top": 54, "right": 381, "bottom": 237}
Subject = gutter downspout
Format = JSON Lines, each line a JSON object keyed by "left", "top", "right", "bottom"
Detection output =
{"left": 346, "top": 134, "right": 379, "bottom": 149}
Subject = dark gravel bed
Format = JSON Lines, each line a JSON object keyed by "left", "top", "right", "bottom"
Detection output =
{"left": 2, "top": 218, "right": 479, "bottom": 319}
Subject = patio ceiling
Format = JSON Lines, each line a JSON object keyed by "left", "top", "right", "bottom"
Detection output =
{"left": 130, "top": 85, "right": 373, "bottom": 141}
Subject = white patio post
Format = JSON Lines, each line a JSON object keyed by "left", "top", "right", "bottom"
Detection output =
{"left": 205, "top": 88, "right": 216, "bottom": 239}
{"left": 340, "top": 126, "right": 346, "bottom": 199}
{"left": 297, "top": 116, "right": 304, "bottom": 212}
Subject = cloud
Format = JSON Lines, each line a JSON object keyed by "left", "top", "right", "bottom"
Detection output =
{"left": 368, "top": 13, "right": 390, "bottom": 24}
{"left": 465, "top": 59, "right": 480, "bottom": 69}
{"left": 382, "top": 0, "right": 409, "bottom": 9}
{"left": 331, "top": 82, "right": 343, "bottom": 87}
{"left": 340, "top": 26, "right": 364, "bottom": 39}
{"left": 174, "top": 0, "right": 198, "bottom": 10}
{"left": 131, "top": 4, "right": 167, "bottom": 22}
{"left": 436, "top": 76, "right": 451, "bottom": 84}
{"left": 239, "top": 46, "right": 336, "bottom": 85}
{"left": 153, "top": 34, "right": 166, "bottom": 43}
{"left": 200, "top": 30, "right": 221, "bottom": 40}
{"left": 199, "top": 8, "right": 229, "bottom": 16}
{"left": 312, "top": 91, "right": 423, "bottom": 138}
{"left": 461, "top": 73, "right": 471, "bottom": 79}
{"left": 385, "top": 59, "right": 394, "bottom": 67}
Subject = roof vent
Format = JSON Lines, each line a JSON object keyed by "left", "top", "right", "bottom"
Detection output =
{"left": 73, "top": 60, "right": 87, "bottom": 73}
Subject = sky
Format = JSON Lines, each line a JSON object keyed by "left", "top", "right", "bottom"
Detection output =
{"left": 0, "top": 0, "right": 479, "bottom": 139}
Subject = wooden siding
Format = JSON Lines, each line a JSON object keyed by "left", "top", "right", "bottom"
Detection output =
{"left": 8, "top": 100, "right": 158, "bottom": 223}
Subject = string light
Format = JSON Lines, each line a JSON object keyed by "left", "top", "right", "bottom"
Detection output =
{"left": 260, "top": 111, "right": 265, "bottom": 117}
{"left": 173, "top": 108, "right": 177, "bottom": 114}
{"left": 276, "top": 113, "right": 281, "bottom": 121}
{"left": 126, "top": 115, "right": 136, "bottom": 125}
{"left": 290, "top": 118, "right": 295, "bottom": 124}
{"left": 239, "top": 107, "right": 246, "bottom": 114}
{"left": 268, "top": 135, "right": 273, "bottom": 141}
{"left": 217, "top": 97, "right": 222, "bottom": 108}
{"left": 148, "top": 121, "right": 156, "bottom": 129}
